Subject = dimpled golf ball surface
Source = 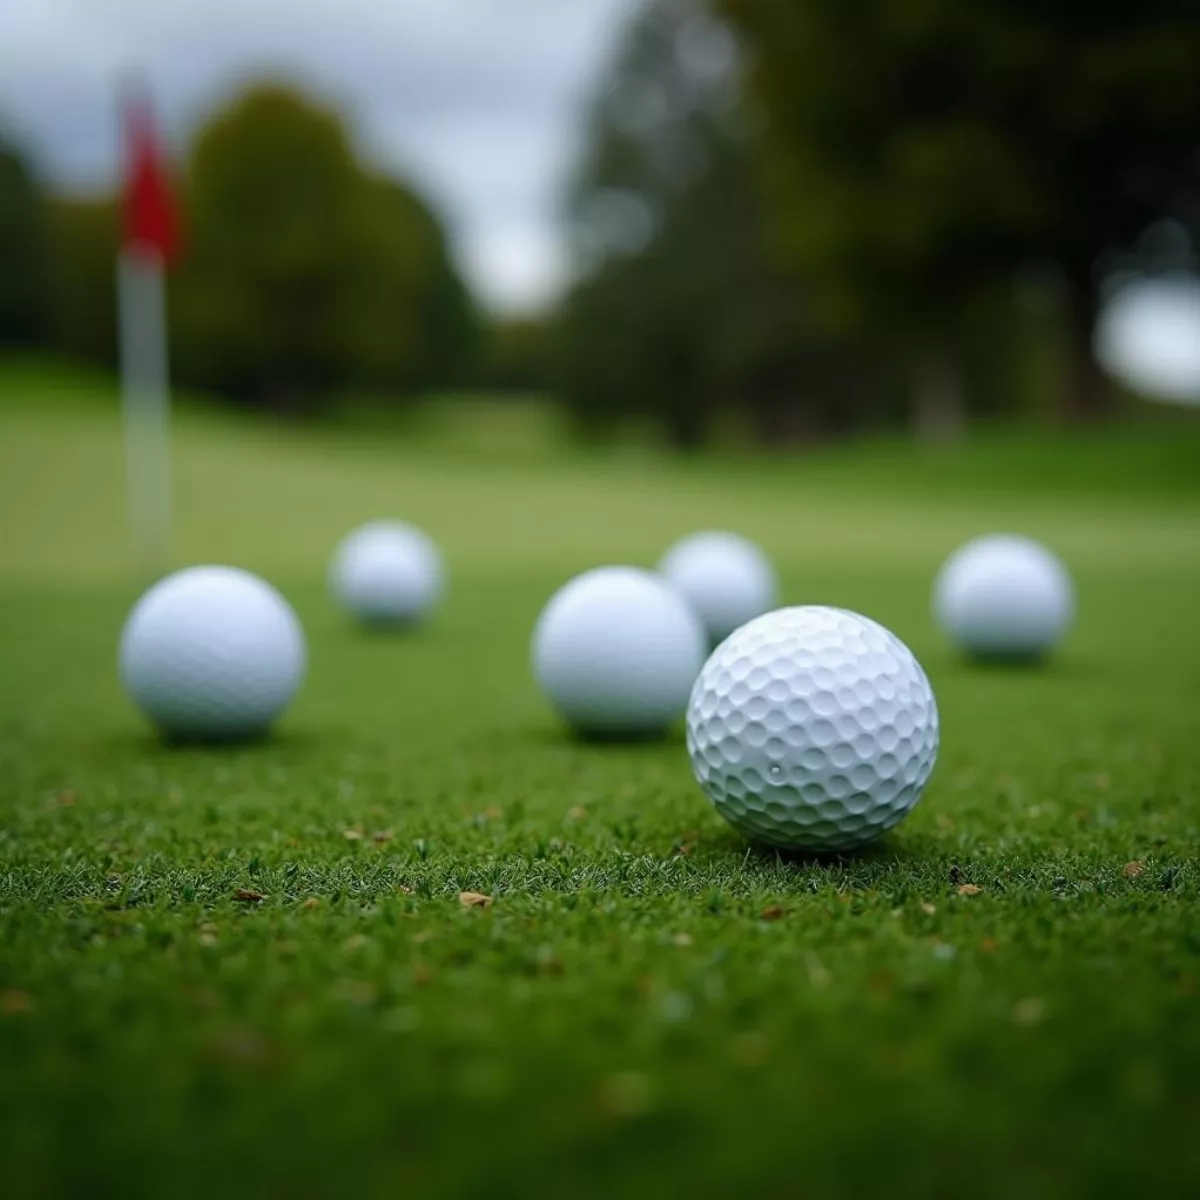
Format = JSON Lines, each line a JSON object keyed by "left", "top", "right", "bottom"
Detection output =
{"left": 934, "top": 534, "right": 1074, "bottom": 660}
{"left": 533, "top": 566, "right": 707, "bottom": 736}
{"left": 688, "top": 607, "right": 939, "bottom": 852}
{"left": 658, "top": 531, "right": 778, "bottom": 645}
{"left": 330, "top": 520, "right": 444, "bottom": 626}
{"left": 120, "top": 566, "right": 306, "bottom": 742}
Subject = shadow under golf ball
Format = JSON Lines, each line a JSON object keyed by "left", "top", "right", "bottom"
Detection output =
{"left": 114, "top": 726, "right": 320, "bottom": 756}
{"left": 527, "top": 724, "right": 685, "bottom": 750}
{"left": 961, "top": 650, "right": 1054, "bottom": 668}
{"left": 739, "top": 834, "right": 925, "bottom": 869}
{"left": 941, "top": 650, "right": 1103, "bottom": 681}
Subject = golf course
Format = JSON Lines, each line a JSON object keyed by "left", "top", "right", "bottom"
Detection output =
{"left": 2, "top": 363, "right": 1200, "bottom": 1196}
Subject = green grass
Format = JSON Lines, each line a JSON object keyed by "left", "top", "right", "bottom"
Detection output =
{"left": 2, "top": 363, "right": 1200, "bottom": 1197}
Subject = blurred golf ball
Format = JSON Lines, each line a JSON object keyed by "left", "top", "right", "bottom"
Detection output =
{"left": 1095, "top": 275, "right": 1200, "bottom": 406}
{"left": 330, "top": 520, "right": 445, "bottom": 626}
{"left": 688, "top": 606, "right": 939, "bottom": 852}
{"left": 934, "top": 534, "right": 1074, "bottom": 661}
{"left": 532, "top": 566, "right": 707, "bottom": 737}
{"left": 658, "top": 531, "right": 778, "bottom": 645}
{"left": 120, "top": 565, "right": 306, "bottom": 742}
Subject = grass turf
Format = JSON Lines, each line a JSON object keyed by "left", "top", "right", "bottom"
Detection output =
{"left": 2, "top": 365, "right": 1200, "bottom": 1196}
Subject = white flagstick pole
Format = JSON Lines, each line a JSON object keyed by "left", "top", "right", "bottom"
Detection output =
{"left": 118, "top": 246, "right": 173, "bottom": 578}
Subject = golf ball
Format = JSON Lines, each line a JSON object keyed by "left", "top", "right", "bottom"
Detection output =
{"left": 120, "top": 566, "right": 306, "bottom": 742}
{"left": 533, "top": 566, "right": 707, "bottom": 737}
{"left": 687, "top": 606, "right": 939, "bottom": 852}
{"left": 934, "top": 534, "right": 1074, "bottom": 660}
{"left": 330, "top": 520, "right": 445, "bottom": 626}
{"left": 658, "top": 531, "right": 778, "bottom": 645}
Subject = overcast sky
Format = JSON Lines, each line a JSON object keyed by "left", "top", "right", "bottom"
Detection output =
{"left": 0, "top": 0, "right": 641, "bottom": 313}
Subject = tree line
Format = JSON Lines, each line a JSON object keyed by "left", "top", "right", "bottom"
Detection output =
{"left": 0, "top": 85, "right": 479, "bottom": 411}
{"left": 3, "top": 1, "right": 1199, "bottom": 445}
{"left": 552, "top": 0, "right": 1200, "bottom": 445}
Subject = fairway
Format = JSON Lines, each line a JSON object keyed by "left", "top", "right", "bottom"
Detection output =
{"left": 3, "top": 369, "right": 1200, "bottom": 1196}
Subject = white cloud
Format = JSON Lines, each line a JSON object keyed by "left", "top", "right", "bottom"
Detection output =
{"left": 0, "top": 0, "right": 641, "bottom": 313}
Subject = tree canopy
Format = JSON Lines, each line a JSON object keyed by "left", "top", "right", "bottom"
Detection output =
{"left": 555, "top": 0, "right": 857, "bottom": 447}
{"left": 720, "top": 0, "right": 1200, "bottom": 416}
{"left": 173, "top": 85, "right": 477, "bottom": 408}
{"left": 0, "top": 136, "right": 52, "bottom": 348}
{"left": 4, "top": 84, "right": 478, "bottom": 411}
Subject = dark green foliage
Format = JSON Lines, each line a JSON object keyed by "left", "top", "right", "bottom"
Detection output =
{"left": 480, "top": 317, "right": 550, "bottom": 392}
{"left": 172, "top": 86, "right": 367, "bottom": 407}
{"left": 47, "top": 196, "right": 120, "bottom": 367}
{"left": 722, "top": 0, "right": 1200, "bottom": 419}
{"left": 34, "top": 85, "right": 476, "bottom": 409}
{"left": 172, "top": 85, "right": 475, "bottom": 409}
{"left": 0, "top": 137, "right": 52, "bottom": 347}
{"left": 555, "top": 0, "right": 862, "bottom": 447}
{"left": 393, "top": 184, "right": 481, "bottom": 394}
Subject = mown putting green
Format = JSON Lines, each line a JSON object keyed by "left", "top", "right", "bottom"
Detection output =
{"left": 2, "top": 365, "right": 1199, "bottom": 1196}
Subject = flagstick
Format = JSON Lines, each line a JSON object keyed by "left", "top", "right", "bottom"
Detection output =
{"left": 118, "top": 247, "right": 173, "bottom": 578}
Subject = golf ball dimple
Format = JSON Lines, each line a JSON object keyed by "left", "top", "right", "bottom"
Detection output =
{"left": 934, "top": 534, "right": 1074, "bottom": 660}
{"left": 533, "top": 566, "right": 707, "bottom": 737}
{"left": 658, "top": 531, "right": 778, "bottom": 645}
{"left": 120, "top": 566, "right": 306, "bottom": 742}
{"left": 687, "top": 606, "right": 939, "bottom": 852}
{"left": 330, "top": 520, "right": 445, "bottom": 627}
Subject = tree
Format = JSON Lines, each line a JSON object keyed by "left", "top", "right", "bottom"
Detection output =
{"left": 480, "top": 317, "right": 549, "bottom": 393}
{"left": 48, "top": 196, "right": 119, "bottom": 366}
{"left": 721, "top": 0, "right": 1200, "bottom": 419}
{"left": 556, "top": 0, "right": 869, "bottom": 448}
{"left": 173, "top": 85, "right": 368, "bottom": 407}
{"left": 337, "top": 177, "right": 426, "bottom": 394}
{"left": 0, "top": 136, "right": 52, "bottom": 348}
{"left": 173, "top": 84, "right": 476, "bottom": 409}
{"left": 382, "top": 181, "right": 480, "bottom": 394}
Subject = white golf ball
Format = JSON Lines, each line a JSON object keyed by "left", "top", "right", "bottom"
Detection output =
{"left": 687, "top": 606, "right": 939, "bottom": 852}
{"left": 330, "top": 521, "right": 445, "bottom": 627}
{"left": 934, "top": 535, "right": 1074, "bottom": 660}
{"left": 658, "top": 531, "right": 778, "bottom": 645}
{"left": 120, "top": 566, "right": 306, "bottom": 742}
{"left": 533, "top": 566, "right": 707, "bottom": 737}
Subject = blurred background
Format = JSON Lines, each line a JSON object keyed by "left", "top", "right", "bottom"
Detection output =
{"left": 1, "top": 0, "right": 1199, "bottom": 461}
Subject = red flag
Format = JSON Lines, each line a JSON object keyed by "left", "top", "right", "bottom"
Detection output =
{"left": 121, "top": 91, "right": 181, "bottom": 265}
